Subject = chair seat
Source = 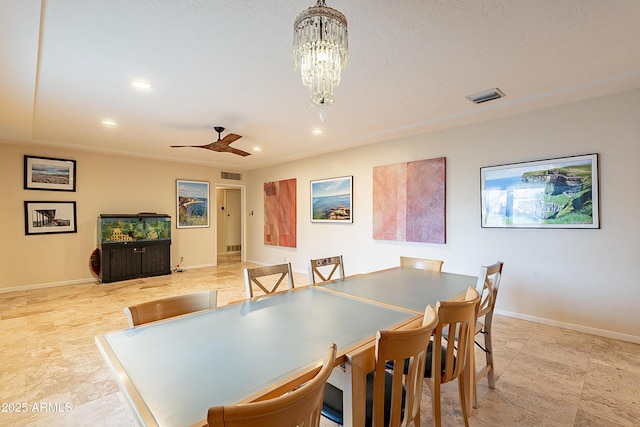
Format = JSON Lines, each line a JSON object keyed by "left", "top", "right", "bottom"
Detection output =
{"left": 322, "top": 370, "right": 404, "bottom": 427}
{"left": 386, "top": 341, "right": 450, "bottom": 378}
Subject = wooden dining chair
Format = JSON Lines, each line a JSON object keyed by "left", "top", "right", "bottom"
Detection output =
{"left": 473, "top": 261, "right": 504, "bottom": 408}
{"left": 124, "top": 289, "right": 217, "bottom": 328}
{"left": 400, "top": 256, "right": 444, "bottom": 272}
{"left": 425, "top": 287, "right": 479, "bottom": 427}
{"left": 207, "top": 343, "right": 336, "bottom": 427}
{"left": 243, "top": 263, "right": 294, "bottom": 298}
{"left": 309, "top": 255, "right": 345, "bottom": 284}
{"left": 322, "top": 305, "right": 438, "bottom": 427}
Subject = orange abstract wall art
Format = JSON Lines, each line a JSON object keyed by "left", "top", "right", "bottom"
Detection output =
{"left": 264, "top": 178, "right": 297, "bottom": 248}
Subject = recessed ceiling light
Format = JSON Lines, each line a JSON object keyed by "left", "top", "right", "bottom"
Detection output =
{"left": 131, "top": 80, "right": 153, "bottom": 90}
{"left": 312, "top": 129, "right": 323, "bottom": 135}
{"left": 253, "top": 146, "right": 262, "bottom": 152}
{"left": 101, "top": 119, "right": 117, "bottom": 127}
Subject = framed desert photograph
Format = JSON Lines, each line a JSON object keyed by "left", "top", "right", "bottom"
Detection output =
{"left": 24, "top": 155, "right": 76, "bottom": 191}
{"left": 24, "top": 201, "right": 77, "bottom": 235}
{"left": 480, "top": 153, "right": 599, "bottom": 229}
{"left": 176, "top": 179, "right": 210, "bottom": 228}
{"left": 310, "top": 176, "right": 352, "bottom": 223}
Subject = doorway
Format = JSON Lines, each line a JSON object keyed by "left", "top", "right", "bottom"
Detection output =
{"left": 215, "top": 184, "right": 245, "bottom": 263}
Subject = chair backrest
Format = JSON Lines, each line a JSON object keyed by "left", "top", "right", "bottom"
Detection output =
{"left": 124, "top": 290, "right": 217, "bottom": 328}
{"left": 400, "top": 256, "right": 444, "bottom": 272}
{"left": 373, "top": 305, "right": 438, "bottom": 427}
{"left": 432, "top": 287, "right": 480, "bottom": 384}
{"left": 475, "top": 261, "right": 504, "bottom": 319}
{"left": 207, "top": 343, "right": 337, "bottom": 427}
{"left": 243, "top": 263, "right": 294, "bottom": 298}
{"left": 309, "top": 255, "right": 345, "bottom": 284}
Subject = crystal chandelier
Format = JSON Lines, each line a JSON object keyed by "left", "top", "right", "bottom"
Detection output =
{"left": 293, "top": 0, "right": 348, "bottom": 121}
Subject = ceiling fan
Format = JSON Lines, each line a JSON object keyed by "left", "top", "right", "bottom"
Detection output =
{"left": 170, "top": 126, "right": 251, "bottom": 157}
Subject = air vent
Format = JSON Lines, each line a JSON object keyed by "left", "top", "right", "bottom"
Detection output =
{"left": 466, "top": 88, "right": 505, "bottom": 104}
{"left": 221, "top": 171, "right": 242, "bottom": 181}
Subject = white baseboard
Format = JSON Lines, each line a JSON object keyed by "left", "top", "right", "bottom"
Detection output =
{"left": 495, "top": 309, "right": 640, "bottom": 344}
{"left": 0, "top": 277, "right": 98, "bottom": 294}
{"left": 178, "top": 262, "right": 217, "bottom": 271}
{"left": 0, "top": 263, "right": 219, "bottom": 294}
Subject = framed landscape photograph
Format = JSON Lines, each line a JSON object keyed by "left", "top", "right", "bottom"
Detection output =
{"left": 176, "top": 179, "right": 210, "bottom": 228}
{"left": 24, "top": 155, "right": 76, "bottom": 191}
{"left": 480, "top": 153, "right": 599, "bottom": 229}
{"left": 310, "top": 176, "right": 352, "bottom": 223}
{"left": 24, "top": 201, "right": 77, "bottom": 235}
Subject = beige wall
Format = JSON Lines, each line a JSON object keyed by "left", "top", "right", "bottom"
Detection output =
{"left": 2, "top": 90, "right": 638, "bottom": 342}
{"left": 0, "top": 143, "right": 243, "bottom": 290}
{"left": 246, "top": 89, "right": 640, "bottom": 342}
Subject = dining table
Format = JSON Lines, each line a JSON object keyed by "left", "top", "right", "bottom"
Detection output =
{"left": 96, "top": 266, "right": 477, "bottom": 427}
{"left": 315, "top": 267, "right": 478, "bottom": 425}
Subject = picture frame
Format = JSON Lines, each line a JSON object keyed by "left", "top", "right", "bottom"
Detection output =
{"left": 24, "top": 155, "right": 76, "bottom": 191}
{"left": 176, "top": 179, "right": 210, "bottom": 228}
{"left": 310, "top": 176, "right": 353, "bottom": 223}
{"left": 480, "top": 153, "right": 599, "bottom": 229}
{"left": 24, "top": 201, "right": 77, "bottom": 235}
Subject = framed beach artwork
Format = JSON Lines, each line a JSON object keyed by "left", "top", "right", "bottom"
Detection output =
{"left": 24, "top": 201, "right": 77, "bottom": 235}
{"left": 480, "top": 153, "right": 599, "bottom": 228}
{"left": 176, "top": 180, "right": 210, "bottom": 228}
{"left": 24, "top": 155, "right": 76, "bottom": 191}
{"left": 310, "top": 176, "right": 353, "bottom": 223}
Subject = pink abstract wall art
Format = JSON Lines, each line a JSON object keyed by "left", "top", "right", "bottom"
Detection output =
{"left": 373, "top": 157, "right": 446, "bottom": 244}
{"left": 264, "top": 178, "right": 297, "bottom": 248}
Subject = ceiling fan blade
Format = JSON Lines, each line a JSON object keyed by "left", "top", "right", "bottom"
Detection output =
{"left": 169, "top": 129, "right": 247, "bottom": 156}
{"left": 226, "top": 147, "right": 252, "bottom": 157}
{"left": 218, "top": 133, "right": 242, "bottom": 146}
{"left": 170, "top": 143, "right": 216, "bottom": 150}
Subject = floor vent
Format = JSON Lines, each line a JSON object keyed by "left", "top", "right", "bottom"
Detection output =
{"left": 221, "top": 171, "right": 242, "bottom": 181}
{"left": 226, "top": 244, "right": 241, "bottom": 252}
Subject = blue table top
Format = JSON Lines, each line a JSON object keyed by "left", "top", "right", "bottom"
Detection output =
{"left": 98, "top": 286, "right": 417, "bottom": 427}
{"left": 317, "top": 267, "right": 477, "bottom": 313}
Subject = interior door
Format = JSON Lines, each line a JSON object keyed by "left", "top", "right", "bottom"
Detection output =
{"left": 224, "top": 189, "right": 241, "bottom": 251}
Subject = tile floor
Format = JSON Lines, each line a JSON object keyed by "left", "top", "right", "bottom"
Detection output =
{"left": 1, "top": 255, "right": 638, "bottom": 426}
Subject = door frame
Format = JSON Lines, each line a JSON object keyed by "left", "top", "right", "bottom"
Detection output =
{"left": 214, "top": 183, "right": 246, "bottom": 263}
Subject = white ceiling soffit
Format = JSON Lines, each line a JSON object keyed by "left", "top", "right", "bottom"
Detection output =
{"left": 1, "top": 0, "right": 639, "bottom": 171}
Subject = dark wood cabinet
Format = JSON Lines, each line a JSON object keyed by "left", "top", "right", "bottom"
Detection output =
{"left": 98, "top": 213, "right": 171, "bottom": 283}
{"left": 100, "top": 241, "right": 171, "bottom": 283}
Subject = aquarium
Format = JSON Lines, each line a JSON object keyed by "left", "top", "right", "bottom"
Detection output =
{"left": 98, "top": 214, "right": 171, "bottom": 244}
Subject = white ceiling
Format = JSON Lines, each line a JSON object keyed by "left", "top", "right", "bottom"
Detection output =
{"left": 1, "top": 0, "right": 639, "bottom": 171}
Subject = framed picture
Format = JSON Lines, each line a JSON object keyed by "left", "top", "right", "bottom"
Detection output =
{"left": 24, "top": 201, "right": 77, "bottom": 235}
{"left": 176, "top": 179, "right": 210, "bottom": 228}
{"left": 24, "top": 155, "right": 76, "bottom": 191}
{"left": 480, "top": 153, "right": 599, "bottom": 229}
{"left": 310, "top": 176, "right": 353, "bottom": 223}
{"left": 373, "top": 157, "right": 446, "bottom": 243}
{"left": 264, "top": 178, "right": 297, "bottom": 247}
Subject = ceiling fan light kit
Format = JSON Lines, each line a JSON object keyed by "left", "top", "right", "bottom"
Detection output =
{"left": 293, "top": 0, "right": 348, "bottom": 121}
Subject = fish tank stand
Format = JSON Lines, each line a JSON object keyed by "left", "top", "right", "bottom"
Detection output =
{"left": 98, "top": 213, "right": 171, "bottom": 283}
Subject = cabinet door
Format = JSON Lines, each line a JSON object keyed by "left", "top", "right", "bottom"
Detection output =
{"left": 108, "top": 246, "right": 142, "bottom": 281}
{"left": 141, "top": 244, "right": 171, "bottom": 276}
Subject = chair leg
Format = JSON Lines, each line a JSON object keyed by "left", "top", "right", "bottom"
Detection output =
{"left": 485, "top": 329, "right": 496, "bottom": 389}
{"left": 458, "top": 375, "right": 470, "bottom": 427}
{"left": 431, "top": 381, "right": 441, "bottom": 427}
